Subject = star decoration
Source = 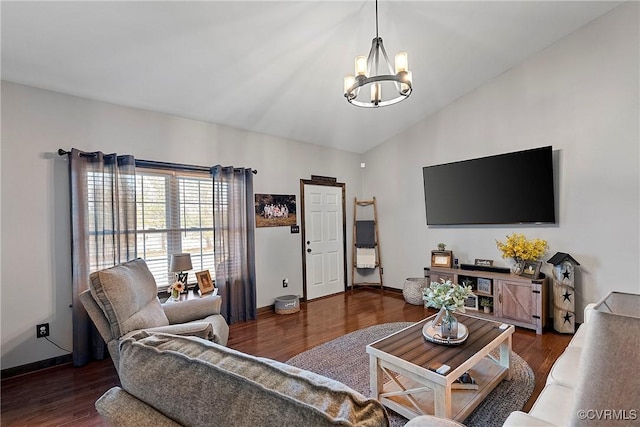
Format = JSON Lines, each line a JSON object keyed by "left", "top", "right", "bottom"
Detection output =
{"left": 563, "top": 312, "right": 573, "bottom": 324}
{"left": 562, "top": 268, "right": 571, "bottom": 280}
{"left": 562, "top": 290, "right": 572, "bottom": 302}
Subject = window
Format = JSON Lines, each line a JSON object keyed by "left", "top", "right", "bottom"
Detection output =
{"left": 136, "top": 168, "right": 215, "bottom": 288}
{"left": 87, "top": 166, "right": 215, "bottom": 289}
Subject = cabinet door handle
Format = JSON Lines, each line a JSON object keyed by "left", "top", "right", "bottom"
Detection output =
{"left": 498, "top": 293, "right": 502, "bottom": 304}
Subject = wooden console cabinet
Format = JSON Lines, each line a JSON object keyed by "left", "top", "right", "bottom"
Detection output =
{"left": 427, "top": 266, "right": 548, "bottom": 334}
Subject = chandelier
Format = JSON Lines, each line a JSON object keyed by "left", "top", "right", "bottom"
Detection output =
{"left": 343, "top": 0, "right": 412, "bottom": 107}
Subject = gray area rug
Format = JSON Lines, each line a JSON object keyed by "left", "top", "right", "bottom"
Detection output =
{"left": 286, "top": 322, "right": 534, "bottom": 427}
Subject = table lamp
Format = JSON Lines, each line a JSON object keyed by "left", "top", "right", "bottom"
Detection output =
{"left": 170, "top": 253, "right": 192, "bottom": 291}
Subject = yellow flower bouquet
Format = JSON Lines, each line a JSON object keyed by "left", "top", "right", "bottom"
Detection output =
{"left": 496, "top": 233, "right": 547, "bottom": 263}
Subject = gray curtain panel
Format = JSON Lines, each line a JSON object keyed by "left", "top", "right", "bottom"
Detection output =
{"left": 212, "top": 165, "right": 257, "bottom": 324}
{"left": 69, "top": 148, "right": 137, "bottom": 366}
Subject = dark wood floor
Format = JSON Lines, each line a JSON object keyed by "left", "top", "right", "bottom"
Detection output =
{"left": 1, "top": 289, "right": 572, "bottom": 426}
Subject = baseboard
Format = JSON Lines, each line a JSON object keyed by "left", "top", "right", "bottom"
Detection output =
{"left": 1, "top": 354, "right": 73, "bottom": 379}
{"left": 350, "top": 285, "right": 402, "bottom": 294}
{"left": 257, "top": 288, "right": 402, "bottom": 314}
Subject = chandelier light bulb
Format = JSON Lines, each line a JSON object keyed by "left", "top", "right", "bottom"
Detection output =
{"left": 344, "top": 75, "right": 355, "bottom": 96}
{"left": 395, "top": 51, "right": 408, "bottom": 73}
{"left": 355, "top": 56, "right": 368, "bottom": 76}
{"left": 371, "top": 83, "right": 381, "bottom": 104}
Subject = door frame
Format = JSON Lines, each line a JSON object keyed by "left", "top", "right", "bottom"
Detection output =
{"left": 300, "top": 178, "right": 347, "bottom": 301}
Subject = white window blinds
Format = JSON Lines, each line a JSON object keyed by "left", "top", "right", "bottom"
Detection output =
{"left": 136, "top": 168, "right": 215, "bottom": 289}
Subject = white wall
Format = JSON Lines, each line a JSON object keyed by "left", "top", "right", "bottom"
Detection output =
{"left": 0, "top": 81, "right": 363, "bottom": 369}
{"left": 363, "top": 2, "right": 640, "bottom": 318}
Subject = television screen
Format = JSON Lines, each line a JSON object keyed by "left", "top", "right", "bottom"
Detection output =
{"left": 423, "top": 146, "right": 556, "bottom": 225}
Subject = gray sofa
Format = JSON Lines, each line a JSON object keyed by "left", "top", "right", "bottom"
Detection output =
{"left": 95, "top": 330, "right": 463, "bottom": 427}
{"left": 79, "top": 258, "right": 229, "bottom": 371}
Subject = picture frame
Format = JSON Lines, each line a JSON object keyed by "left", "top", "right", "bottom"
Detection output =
{"left": 255, "top": 194, "right": 297, "bottom": 228}
{"left": 196, "top": 270, "right": 215, "bottom": 295}
{"left": 463, "top": 294, "right": 479, "bottom": 311}
{"left": 477, "top": 278, "right": 492, "bottom": 294}
{"left": 474, "top": 258, "right": 494, "bottom": 267}
{"left": 431, "top": 250, "right": 453, "bottom": 268}
{"left": 520, "top": 261, "right": 542, "bottom": 279}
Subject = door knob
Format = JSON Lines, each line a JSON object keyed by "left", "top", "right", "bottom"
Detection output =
{"left": 307, "top": 248, "right": 312, "bottom": 253}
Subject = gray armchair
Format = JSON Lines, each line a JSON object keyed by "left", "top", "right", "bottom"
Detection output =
{"left": 79, "top": 258, "right": 229, "bottom": 372}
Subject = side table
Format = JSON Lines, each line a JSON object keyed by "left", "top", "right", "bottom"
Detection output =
{"left": 163, "top": 288, "right": 218, "bottom": 303}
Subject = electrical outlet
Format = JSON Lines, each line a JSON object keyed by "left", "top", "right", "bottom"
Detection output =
{"left": 36, "top": 323, "right": 50, "bottom": 338}
{"left": 283, "top": 278, "right": 288, "bottom": 288}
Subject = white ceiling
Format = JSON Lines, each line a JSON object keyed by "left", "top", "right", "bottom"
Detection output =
{"left": 1, "top": 1, "right": 622, "bottom": 153}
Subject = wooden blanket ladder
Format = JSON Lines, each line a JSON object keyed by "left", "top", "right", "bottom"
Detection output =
{"left": 351, "top": 197, "right": 383, "bottom": 291}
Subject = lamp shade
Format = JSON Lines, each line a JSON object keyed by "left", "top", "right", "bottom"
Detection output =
{"left": 170, "top": 253, "right": 192, "bottom": 272}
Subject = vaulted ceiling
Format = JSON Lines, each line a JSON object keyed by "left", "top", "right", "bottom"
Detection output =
{"left": 1, "top": 1, "right": 622, "bottom": 153}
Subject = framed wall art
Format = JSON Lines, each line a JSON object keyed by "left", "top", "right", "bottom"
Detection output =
{"left": 255, "top": 194, "right": 297, "bottom": 228}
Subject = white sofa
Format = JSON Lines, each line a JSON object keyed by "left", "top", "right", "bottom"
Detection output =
{"left": 504, "top": 293, "right": 640, "bottom": 426}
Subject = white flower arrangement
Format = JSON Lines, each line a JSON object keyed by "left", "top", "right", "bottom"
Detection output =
{"left": 168, "top": 281, "right": 185, "bottom": 294}
{"left": 423, "top": 279, "right": 474, "bottom": 313}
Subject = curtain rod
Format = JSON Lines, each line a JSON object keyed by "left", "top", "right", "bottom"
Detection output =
{"left": 57, "top": 149, "right": 257, "bottom": 174}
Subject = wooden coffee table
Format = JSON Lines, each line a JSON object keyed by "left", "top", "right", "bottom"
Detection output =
{"left": 366, "top": 314, "right": 514, "bottom": 422}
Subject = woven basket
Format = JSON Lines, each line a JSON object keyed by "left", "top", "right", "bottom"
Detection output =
{"left": 403, "top": 278, "right": 427, "bottom": 305}
{"left": 274, "top": 295, "right": 300, "bottom": 314}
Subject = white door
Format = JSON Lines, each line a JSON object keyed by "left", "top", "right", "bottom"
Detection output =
{"left": 303, "top": 184, "right": 345, "bottom": 300}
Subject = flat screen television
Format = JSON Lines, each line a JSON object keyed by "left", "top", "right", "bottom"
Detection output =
{"left": 423, "top": 146, "right": 555, "bottom": 225}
